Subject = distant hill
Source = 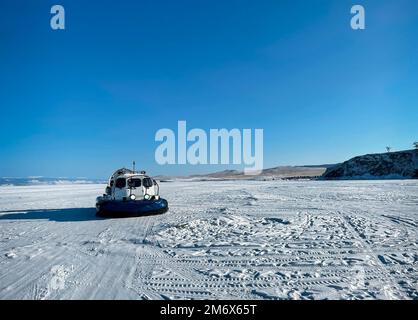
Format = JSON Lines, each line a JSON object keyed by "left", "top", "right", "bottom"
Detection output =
{"left": 185, "top": 165, "right": 329, "bottom": 181}
{"left": 322, "top": 149, "right": 418, "bottom": 180}
{"left": 300, "top": 164, "right": 337, "bottom": 169}
{"left": 11, "top": 152, "right": 415, "bottom": 185}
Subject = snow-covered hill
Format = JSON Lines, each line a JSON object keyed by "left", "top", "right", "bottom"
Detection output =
{"left": 187, "top": 165, "right": 330, "bottom": 181}
{"left": 323, "top": 149, "right": 418, "bottom": 180}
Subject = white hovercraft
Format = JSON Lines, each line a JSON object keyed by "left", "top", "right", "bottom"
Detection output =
{"left": 96, "top": 164, "right": 168, "bottom": 217}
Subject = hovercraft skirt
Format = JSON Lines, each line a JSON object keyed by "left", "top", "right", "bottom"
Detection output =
{"left": 96, "top": 198, "right": 168, "bottom": 217}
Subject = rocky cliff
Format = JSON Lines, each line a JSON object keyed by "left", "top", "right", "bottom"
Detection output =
{"left": 323, "top": 149, "right": 418, "bottom": 180}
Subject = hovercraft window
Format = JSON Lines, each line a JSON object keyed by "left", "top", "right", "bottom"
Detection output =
{"left": 128, "top": 178, "right": 142, "bottom": 188}
{"left": 115, "top": 178, "right": 126, "bottom": 189}
{"left": 143, "top": 178, "right": 153, "bottom": 188}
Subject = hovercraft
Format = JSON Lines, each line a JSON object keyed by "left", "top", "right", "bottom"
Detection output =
{"left": 96, "top": 165, "right": 168, "bottom": 217}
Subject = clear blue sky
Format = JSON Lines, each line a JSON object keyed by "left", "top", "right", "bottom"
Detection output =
{"left": 1, "top": 0, "right": 417, "bottom": 178}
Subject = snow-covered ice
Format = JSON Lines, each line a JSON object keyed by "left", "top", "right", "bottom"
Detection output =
{"left": 0, "top": 180, "right": 417, "bottom": 300}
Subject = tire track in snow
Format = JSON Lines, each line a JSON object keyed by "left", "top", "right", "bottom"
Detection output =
{"left": 339, "top": 210, "right": 408, "bottom": 299}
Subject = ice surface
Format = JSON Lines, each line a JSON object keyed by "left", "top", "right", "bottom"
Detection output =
{"left": 0, "top": 180, "right": 417, "bottom": 299}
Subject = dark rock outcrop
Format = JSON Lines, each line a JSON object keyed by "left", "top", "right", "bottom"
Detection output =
{"left": 322, "top": 149, "right": 418, "bottom": 180}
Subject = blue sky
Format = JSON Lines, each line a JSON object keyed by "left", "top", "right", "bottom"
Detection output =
{"left": 0, "top": 0, "right": 417, "bottom": 178}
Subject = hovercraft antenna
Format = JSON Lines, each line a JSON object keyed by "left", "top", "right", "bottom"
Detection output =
{"left": 132, "top": 160, "right": 136, "bottom": 173}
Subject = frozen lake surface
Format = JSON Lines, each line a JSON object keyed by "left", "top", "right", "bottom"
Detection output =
{"left": 0, "top": 180, "right": 417, "bottom": 299}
